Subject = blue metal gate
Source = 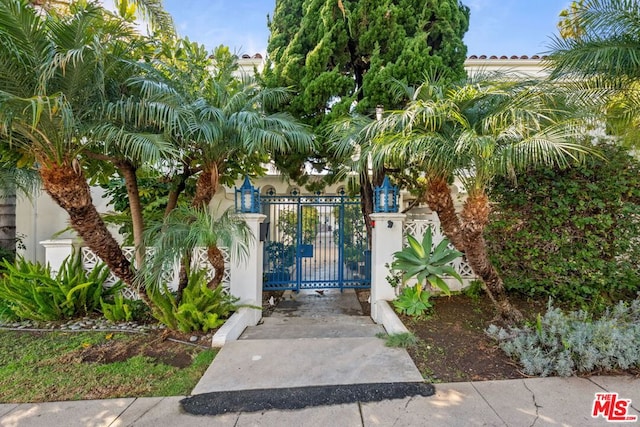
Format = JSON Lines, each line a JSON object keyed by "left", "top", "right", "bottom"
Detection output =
{"left": 261, "top": 195, "right": 370, "bottom": 291}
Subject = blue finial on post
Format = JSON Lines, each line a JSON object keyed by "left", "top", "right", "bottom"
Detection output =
{"left": 235, "top": 176, "right": 260, "bottom": 213}
{"left": 374, "top": 176, "right": 399, "bottom": 213}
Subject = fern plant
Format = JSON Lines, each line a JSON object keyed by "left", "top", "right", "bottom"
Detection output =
{"left": 390, "top": 228, "right": 463, "bottom": 317}
{"left": 148, "top": 269, "right": 239, "bottom": 333}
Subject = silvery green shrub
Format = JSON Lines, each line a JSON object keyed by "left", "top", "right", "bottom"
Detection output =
{"left": 486, "top": 299, "right": 640, "bottom": 377}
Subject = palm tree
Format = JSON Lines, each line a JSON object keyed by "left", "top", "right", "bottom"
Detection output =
{"left": 549, "top": 0, "right": 640, "bottom": 146}
{"left": 131, "top": 41, "right": 313, "bottom": 290}
{"left": 549, "top": 0, "right": 640, "bottom": 80}
{"left": 325, "top": 112, "right": 386, "bottom": 245}
{"left": 370, "top": 76, "right": 593, "bottom": 321}
{"left": 113, "top": 0, "right": 175, "bottom": 37}
{"left": 142, "top": 206, "right": 252, "bottom": 303}
{"left": 92, "top": 40, "right": 313, "bottom": 295}
{"left": 29, "top": 0, "right": 175, "bottom": 37}
{"left": 0, "top": 0, "right": 157, "bottom": 301}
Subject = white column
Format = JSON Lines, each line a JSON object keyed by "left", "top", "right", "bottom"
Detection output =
{"left": 370, "top": 212, "right": 405, "bottom": 322}
{"left": 229, "top": 213, "right": 266, "bottom": 326}
{"left": 39, "top": 239, "right": 77, "bottom": 275}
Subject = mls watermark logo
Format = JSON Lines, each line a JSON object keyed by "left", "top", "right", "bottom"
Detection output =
{"left": 592, "top": 392, "right": 638, "bottom": 422}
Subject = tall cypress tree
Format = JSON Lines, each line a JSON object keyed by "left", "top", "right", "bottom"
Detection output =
{"left": 265, "top": 0, "right": 469, "bottom": 244}
{"left": 265, "top": 0, "right": 470, "bottom": 126}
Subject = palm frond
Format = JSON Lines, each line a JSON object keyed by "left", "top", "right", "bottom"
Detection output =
{"left": 90, "top": 123, "right": 176, "bottom": 165}
{"left": 117, "top": 0, "right": 175, "bottom": 37}
{"left": 140, "top": 206, "right": 253, "bottom": 289}
{"left": 0, "top": 162, "right": 40, "bottom": 198}
{"left": 547, "top": 0, "right": 640, "bottom": 79}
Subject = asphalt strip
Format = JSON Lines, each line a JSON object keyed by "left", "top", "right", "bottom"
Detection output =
{"left": 181, "top": 382, "right": 435, "bottom": 415}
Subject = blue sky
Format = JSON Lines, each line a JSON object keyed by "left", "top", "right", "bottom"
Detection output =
{"left": 163, "top": 0, "right": 572, "bottom": 57}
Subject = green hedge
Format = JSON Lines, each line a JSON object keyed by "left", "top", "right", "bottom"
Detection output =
{"left": 486, "top": 144, "right": 640, "bottom": 311}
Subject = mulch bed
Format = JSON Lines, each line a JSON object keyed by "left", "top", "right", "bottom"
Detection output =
{"left": 400, "top": 294, "right": 547, "bottom": 382}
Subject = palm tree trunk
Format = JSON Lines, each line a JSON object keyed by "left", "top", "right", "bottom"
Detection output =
{"left": 360, "top": 170, "right": 374, "bottom": 247}
{"left": 359, "top": 169, "right": 384, "bottom": 249}
{"left": 115, "top": 160, "right": 144, "bottom": 269}
{"left": 164, "top": 167, "right": 190, "bottom": 218}
{"left": 0, "top": 192, "right": 16, "bottom": 255}
{"left": 176, "top": 251, "right": 191, "bottom": 303}
{"left": 206, "top": 245, "right": 225, "bottom": 288}
{"left": 194, "top": 163, "right": 225, "bottom": 289}
{"left": 460, "top": 193, "right": 523, "bottom": 323}
{"left": 425, "top": 176, "right": 466, "bottom": 252}
{"left": 192, "top": 163, "right": 219, "bottom": 208}
{"left": 176, "top": 163, "right": 223, "bottom": 298}
{"left": 39, "top": 162, "right": 152, "bottom": 306}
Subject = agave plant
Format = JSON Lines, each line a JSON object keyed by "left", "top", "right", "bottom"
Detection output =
{"left": 391, "top": 227, "right": 463, "bottom": 296}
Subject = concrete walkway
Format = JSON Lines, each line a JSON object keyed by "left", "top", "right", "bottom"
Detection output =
{"left": 191, "top": 289, "right": 422, "bottom": 395}
{"left": 1, "top": 289, "right": 639, "bottom": 426}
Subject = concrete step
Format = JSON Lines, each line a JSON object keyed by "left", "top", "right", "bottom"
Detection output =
{"left": 260, "top": 315, "right": 376, "bottom": 326}
{"left": 191, "top": 337, "right": 423, "bottom": 394}
{"left": 240, "top": 321, "right": 384, "bottom": 340}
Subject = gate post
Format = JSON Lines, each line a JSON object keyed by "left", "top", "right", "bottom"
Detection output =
{"left": 230, "top": 213, "right": 266, "bottom": 326}
{"left": 370, "top": 212, "right": 405, "bottom": 322}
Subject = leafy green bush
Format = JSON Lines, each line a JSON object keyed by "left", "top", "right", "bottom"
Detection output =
{"left": 487, "top": 144, "right": 640, "bottom": 311}
{"left": 0, "top": 247, "right": 16, "bottom": 269}
{"left": 0, "top": 254, "right": 120, "bottom": 322}
{"left": 487, "top": 299, "right": 640, "bottom": 377}
{"left": 0, "top": 233, "right": 25, "bottom": 272}
{"left": 334, "top": 203, "right": 367, "bottom": 267}
{"left": 148, "top": 269, "right": 239, "bottom": 333}
{"left": 278, "top": 206, "right": 319, "bottom": 245}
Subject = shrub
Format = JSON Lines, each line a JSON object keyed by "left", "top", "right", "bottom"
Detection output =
{"left": 0, "top": 253, "right": 120, "bottom": 322}
{"left": 100, "top": 294, "right": 150, "bottom": 323}
{"left": 148, "top": 269, "right": 239, "bottom": 333}
{"left": 487, "top": 144, "right": 640, "bottom": 311}
{"left": 486, "top": 299, "right": 640, "bottom": 377}
{"left": 101, "top": 293, "right": 133, "bottom": 322}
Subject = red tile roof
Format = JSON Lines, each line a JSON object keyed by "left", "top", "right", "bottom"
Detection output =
{"left": 467, "top": 55, "right": 547, "bottom": 60}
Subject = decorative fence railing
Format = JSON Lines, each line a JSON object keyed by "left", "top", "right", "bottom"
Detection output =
{"left": 402, "top": 217, "right": 477, "bottom": 292}
{"left": 81, "top": 246, "right": 231, "bottom": 299}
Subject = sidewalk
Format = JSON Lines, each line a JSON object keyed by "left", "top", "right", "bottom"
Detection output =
{"left": 1, "top": 289, "right": 639, "bottom": 426}
{"left": 1, "top": 376, "right": 638, "bottom": 426}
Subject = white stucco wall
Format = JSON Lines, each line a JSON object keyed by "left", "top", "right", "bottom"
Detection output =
{"left": 17, "top": 186, "right": 120, "bottom": 263}
{"left": 465, "top": 57, "right": 549, "bottom": 79}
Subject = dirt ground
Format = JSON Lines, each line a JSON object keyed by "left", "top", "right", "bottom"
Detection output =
{"left": 399, "top": 294, "right": 544, "bottom": 383}
{"left": 74, "top": 330, "right": 209, "bottom": 368}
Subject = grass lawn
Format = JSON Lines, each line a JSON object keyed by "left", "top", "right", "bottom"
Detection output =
{"left": 0, "top": 330, "right": 216, "bottom": 403}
